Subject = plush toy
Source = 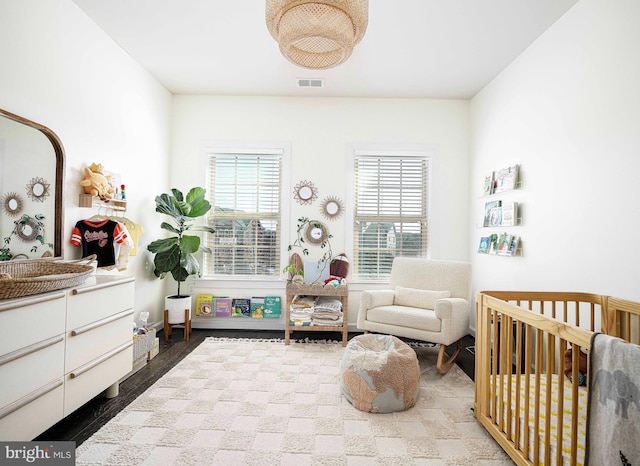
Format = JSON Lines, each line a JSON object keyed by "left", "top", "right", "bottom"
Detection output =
{"left": 80, "top": 166, "right": 115, "bottom": 199}
{"left": 564, "top": 347, "right": 588, "bottom": 386}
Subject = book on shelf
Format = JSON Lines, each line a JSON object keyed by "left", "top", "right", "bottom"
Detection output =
{"left": 214, "top": 297, "right": 232, "bottom": 317}
{"left": 483, "top": 200, "right": 501, "bottom": 227}
{"left": 263, "top": 296, "right": 281, "bottom": 318}
{"left": 478, "top": 236, "right": 491, "bottom": 254}
{"left": 482, "top": 172, "right": 495, "bottom": 196}
{"left": 496, "top": 233, "right": 513, "bottom": 255}
{"left": 250, "top": 297, "right": 265, "bottom": 318}
{"left": 488, "top": 233, "right": 499, "bottom": 254}
{"left": 232, "top": 298, "right": 251, "bottom": 317}
{"left": 509, "top": 236, "right": 520, "bottom": 256}
{"left": 494, "top": 164, "right": 519, "bottom": 193}
{"left": 501, "top": 202, "right": 518, "bottom": 226}
{"left": 195, "top": 294, "right": 213, "bottom": 317}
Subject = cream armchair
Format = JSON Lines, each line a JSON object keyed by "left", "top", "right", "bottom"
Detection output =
{"left": 357, "top": 257, "right": 472, "bottom": 374}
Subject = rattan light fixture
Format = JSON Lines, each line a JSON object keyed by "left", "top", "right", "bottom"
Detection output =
{"left": 266, "top": 0, "right": 369, "bottom": 69}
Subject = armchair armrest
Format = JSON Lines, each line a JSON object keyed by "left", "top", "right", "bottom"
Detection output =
{"left": 435, "top": 298, "right": 470, "bottom": 343}
{"left": 357, "top": 289, "right": 395, "bottom": 329}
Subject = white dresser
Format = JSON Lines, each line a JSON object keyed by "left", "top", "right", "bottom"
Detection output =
{"left": 0, "top": 276, "right": 134, "bottom": 440}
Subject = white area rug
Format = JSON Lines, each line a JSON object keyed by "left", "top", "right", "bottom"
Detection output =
{"left": 76, "top": 338, "right": 512, "bottom": 465}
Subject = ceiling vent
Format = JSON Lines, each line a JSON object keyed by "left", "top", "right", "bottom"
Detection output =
{"left": 297, "top": 78, "right": 324, "bottom": 88}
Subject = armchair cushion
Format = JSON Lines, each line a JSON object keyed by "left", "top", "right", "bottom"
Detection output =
{"left": 394, "top": 286, "right": 451, "bottom": 310}
{"left": 367, "top": 305, "right": 442, "bottom": 333}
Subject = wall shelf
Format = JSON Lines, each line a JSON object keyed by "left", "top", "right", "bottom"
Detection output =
{"left": 79, "top": 193, "right": 126, "bottom": 212}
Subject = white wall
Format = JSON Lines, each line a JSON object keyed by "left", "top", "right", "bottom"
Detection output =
{"left": 171, "top": 95, "right": 470, "bottom": 329}
{"left": 469, "top": 0, "right": 640, "bottom": 331}
{"left": 0, "top": 0, "right": 173, "bottom": 326}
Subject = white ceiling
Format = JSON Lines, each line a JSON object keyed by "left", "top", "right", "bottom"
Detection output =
{"left": 72, "top": 0, "right": 578, "bottom": 99}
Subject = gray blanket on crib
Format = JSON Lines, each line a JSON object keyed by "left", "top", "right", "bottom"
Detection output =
{"left": 586, "top": 333, "right": 640, "bottom": 466}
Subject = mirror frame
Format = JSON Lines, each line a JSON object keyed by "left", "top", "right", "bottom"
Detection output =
{"left": 0, "top": 108, "right": 65, "bottom": 258}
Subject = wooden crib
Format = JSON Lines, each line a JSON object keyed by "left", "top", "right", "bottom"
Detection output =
{"left": 474, "top": 291, "right": 640, "bottom": 466}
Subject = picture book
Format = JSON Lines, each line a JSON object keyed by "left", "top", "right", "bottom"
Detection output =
{"left": 478, "top": 236, "right": 491, "bottom": 254}
{"left": 509, "top": 236, "right": 520, "bottom": 256}
{"left": 483, "top": 172, "right": 495, "bottom": 196}
{"left": 494, "top": 165, "right": 519, "bottom": 193}
{"left": 497, "top": 233, "right": 513, "bottom": 255}
{"left": 489, "top": 233, "right": 499, "bottom": 254}
{"left": 214, "top": 297, "right": 232, "bottom": 317}
{"left": 195, "top": 294, "right": 213, "bottom": 317}
{"left": 250, "top": 297, "right": 265, "bottom": 318}
{"left": 263, "top": 296, "right": 281, "bottom": 318}
{"left": 232, "top": 298, "right": 251, "bottom": 317}
{"left": 501, "top": 202, "right": 518, "bottom": 227}
{"left": 489, "top": 204, "right": 502, "bottom": 227}
{"left": 484, "top": 200, "right": 500, "bottom": 227}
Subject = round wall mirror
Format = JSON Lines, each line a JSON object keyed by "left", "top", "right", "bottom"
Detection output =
{"left": 16, "top": 218, "right": 40, "bottom": 242}
{"left": 26, "top": 176, "right": 50, "bottom": 202}
{"left": 2, "top": 192, "right": 23, "bottom": 216}
{"left": 321, "top": 196, "right": 344, "bottom": 220}
{"left": 293, "top": 180, "right": 318, "bottom": 205}
{"left": 304, "top": 220, "right": 329, "bottom": 244}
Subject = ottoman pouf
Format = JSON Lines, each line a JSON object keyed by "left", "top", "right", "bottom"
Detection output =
{"left": 340, "top": 334, "right": 420, "bottom": 413}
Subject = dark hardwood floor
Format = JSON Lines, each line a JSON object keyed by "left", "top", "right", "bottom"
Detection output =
{"left": 35, "top": 328, "right": 475, "bottom": 446}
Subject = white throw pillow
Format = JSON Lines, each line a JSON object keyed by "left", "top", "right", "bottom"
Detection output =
{"left": 394, "top": 286, "right": 451, "bottom": 310}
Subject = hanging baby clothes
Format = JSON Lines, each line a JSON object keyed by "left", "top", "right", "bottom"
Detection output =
{"left": 71, "top": 219, "right": 128, "bottom": 268}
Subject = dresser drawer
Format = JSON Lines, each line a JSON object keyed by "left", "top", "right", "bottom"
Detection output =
{"left": 0, "top": 292, "right": 66, "bottom": 355}
{"left": 0, "top": 379, "right": 64, "bottom": 441}
{"left": 65, "top": 310, "right": 134, "bottom": 371}
{"left": 66, "top": 280, "right": 135, "bottom": 330}
{"left": 0, "top": 335, "right": 64, "bottom": 407}
{"left": 64, "top": 342, "right": 132, "bottom": 416}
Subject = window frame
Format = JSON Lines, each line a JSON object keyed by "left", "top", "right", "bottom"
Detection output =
{"left": 346, "top": 144, "right": 435, "bottom": 283}
{"left": 199, "top": 141, "right": 291, "bottom": 283}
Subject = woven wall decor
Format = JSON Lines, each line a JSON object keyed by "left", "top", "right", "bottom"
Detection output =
{"left": 266, "top": 0, "right": 369, "bottom": 69}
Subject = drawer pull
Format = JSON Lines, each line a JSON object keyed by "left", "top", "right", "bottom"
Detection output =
{"left": 0, "top": 292, "right": 65, "bottom": 313}
{"left": 72, "top": 277, "right": 135, "bottom": 295}
{"left": 69, "top": 340, "right": 133, "bottom": 379}
{"left": 0, "top": 378, "right": 63, "bottom": 420}
{"left": 70, "top": 309, "right": 134, "bottom": 336}
{"left": 0, "top": 335, "right": 64, "bottom": 367}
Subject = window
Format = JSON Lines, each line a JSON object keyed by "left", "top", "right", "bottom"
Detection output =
{"left": 203, "top": 150, "right": 282, "bottom": 277}
{"left": 353, "top": 152, "right": 430, "bottom": 279}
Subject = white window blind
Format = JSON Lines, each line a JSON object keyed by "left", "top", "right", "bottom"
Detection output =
{"left": 204, "top": 152, "right": 282, "bottom": 277}
{"left": 353, "top": 154, "right": 429, "bottom": 279}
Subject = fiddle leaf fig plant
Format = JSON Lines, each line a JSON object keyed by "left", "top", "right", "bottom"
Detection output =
{"left": 147, "top": 187, "right": 215, "bottom": 297}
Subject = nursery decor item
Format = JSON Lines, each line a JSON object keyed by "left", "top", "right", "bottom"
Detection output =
{"left": 266, "top": 0, "right": 369, "bottom": 69}
{"left": 2, "top": 192, "right": 23, "bottom": 216}
{"left": 341, "top": 334, "right": 420, "bottom": 413}
{"left": 292, "top": 179, "right": 317, "bottom": 205}
{"left": 79, "top": 166, "right": 115, "bottom": 199}
{"left": 1, "top": 213, "right": 53, "bottom": 261}
{"left": 25, "top": 176, "right": 50, "bottom": 202}
{"left": 147, "top": 187, "right": 215, "bottom": 328}
{"left": 286, "top": 216, "right": 334, "bottom": 281}
{"left": 320, "top": 196, "right": 344, "bottom": 220}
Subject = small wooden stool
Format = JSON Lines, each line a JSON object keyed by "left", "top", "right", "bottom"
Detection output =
{"left": 164, "top": 308, "right": 191, "bottom": 342}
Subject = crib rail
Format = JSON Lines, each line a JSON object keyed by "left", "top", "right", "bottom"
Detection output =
{"left": 604, "top": 296, "right": 640, "bottom": 344}
{"left": 475, "top": 292, "right": 598, "bottom": 466}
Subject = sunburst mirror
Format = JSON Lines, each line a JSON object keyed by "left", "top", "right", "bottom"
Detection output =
{"left": 320, "top": 196, "right": 344, "bottom": 220}
{"left": 2, "top": 192, "right": 23, "bottom": 216}
{"left": 293, "top": 180, "right": 318, "bottom": 205}
{"left": 26, "top": 176, "right": 51, "bottom": 202}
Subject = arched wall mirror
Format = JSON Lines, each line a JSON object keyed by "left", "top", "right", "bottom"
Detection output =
{"left": 0, "top": 108, "right": 65, "bottom": 259}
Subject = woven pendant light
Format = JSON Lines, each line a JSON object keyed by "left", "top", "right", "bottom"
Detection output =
{"left": 266, "top": 0, "right": 369, "bottom": 69}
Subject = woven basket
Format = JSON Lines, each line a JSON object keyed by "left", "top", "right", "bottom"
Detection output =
{"left": 0, "top": 257, "right": 95, "bottom": 300}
